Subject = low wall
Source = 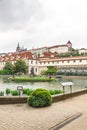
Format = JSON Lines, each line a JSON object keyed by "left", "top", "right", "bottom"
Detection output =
{"left": 0, "top": 96, "right": 27, "bottom": 104}
{"left": 52, "top": 89, "right": 87, "bottom": 102}
{"left": 0, "top": 89, "right": 87, "bottom": 104}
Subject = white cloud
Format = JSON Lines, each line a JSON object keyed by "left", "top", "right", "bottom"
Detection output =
{"left": 0, "top": 0, "right": 87, "bottom": 52}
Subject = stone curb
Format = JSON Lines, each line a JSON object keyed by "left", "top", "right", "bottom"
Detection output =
{"left": 49, "top": 112, "right": 82, "bottom": 130}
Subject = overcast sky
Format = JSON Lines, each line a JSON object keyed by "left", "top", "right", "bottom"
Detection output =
{"left": 0, "top": 0, "right": 87, "bottom": 53}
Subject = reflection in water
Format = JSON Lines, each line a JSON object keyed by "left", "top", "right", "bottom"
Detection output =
{"left": 0, "top": 76, "right": 87, "bottom": 93}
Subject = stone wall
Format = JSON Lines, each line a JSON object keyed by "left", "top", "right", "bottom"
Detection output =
{"left": 0, "top": 89, "right": 87, "bottom": 104}
{"left": 52, "top": 89, "right": 87, "bottom": 102}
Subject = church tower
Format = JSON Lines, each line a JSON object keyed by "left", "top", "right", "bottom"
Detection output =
{"left": 16, "top": 42, "right": 21, "bottom": 52}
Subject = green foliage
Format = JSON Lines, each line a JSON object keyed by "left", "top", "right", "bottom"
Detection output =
{"left": 59, "top": 53, "right": 71, "bottom": 58}
{"left": 46, "top": 66, "right": 57, "bottom": 75}
{"left": 11, "top": 76, "right": 55, "bottom": 82}
{"left": 23, "top": 88, "right": 33, "bottom": 95}
{"left": 11, "top": 90, "right": 19, "bottom": 96}
{"left": 49, "top": 90, "right": 63, "bottom": 95}
{"left": 6, "top": 88, "right": 11, "bottom": 95}
{"left": 14, "top": 60, "right": 28, "bottom": 74}
{"left": 27, "top": 88, "right": 52, "bottom": 107}
{"left": 0, "top": 91, "right": 4, "bottom": 96}
{"left": 0, "top": 70, "right": 7, "bottom": 75}
{"left": 23, "top": 88, "right": 29, "bottom": 94}
{"left": 41, "top": 70, "right": 47, "bottom": 75}
{"left": 27, "top": 89, "right": 33, "bottom": 95}
{"left": 3, "top": 61, "right": 14, "bottom": 75}
{"left": 56, "top": 71, "right": 87, "bottom": 76}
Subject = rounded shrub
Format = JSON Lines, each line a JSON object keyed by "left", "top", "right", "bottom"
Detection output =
{"left": 0, "top": 91, "right": 4, "bottom": 96}
{"left": 11, "top": 90, "right": 19, "bottom": 96}
{"left": 6, "top": 88, "right": 11, "bottom": 95}
{"left": 27, "top": 89, "right": 33, "bottom": 95}
{"left": 27, "top": 88, "right": 52, "bottom": 107}
{"left": 23, "top": 88, "right": 29, "bottom": 94}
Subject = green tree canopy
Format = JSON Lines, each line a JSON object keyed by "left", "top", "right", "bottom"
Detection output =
{"left": 14, "top": 60, "right": 28, "bottom": 74}
{"left": 46, "top": 66, "right": 57, "bottom": 75}
{"left": 3, "top": 61, "right": 14, "bottom": 75}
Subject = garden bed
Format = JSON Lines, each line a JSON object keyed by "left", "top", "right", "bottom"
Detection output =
{"left": 10, "top": 76, "right": 55, "bottom": 82}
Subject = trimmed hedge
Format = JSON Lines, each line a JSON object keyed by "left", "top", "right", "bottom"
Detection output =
{"left": 11, "top": 90, "right": 19, "bottom": 96}
{"left": 27, "top": 88, "right": 52, "bottom": 107}
{"left": 49, "top": 90, "right": 63, "bottom": 95}
{"left": 23, "top": 88, "right": 33, "bottom": 95}
{"left": 6, "top": 88, "right": 11, "bottom": 95}
{"left": 11, "top": 76, "right": 55, "bottom": 82}
{"left": 0, "top": 91, "right": 4, "bottom": 96}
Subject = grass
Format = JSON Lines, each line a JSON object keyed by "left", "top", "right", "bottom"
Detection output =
{"left": 10, "top": 76, "right": 56, "bottom": 82}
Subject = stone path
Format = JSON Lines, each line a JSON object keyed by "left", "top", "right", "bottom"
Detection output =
{"left": 0, "top": 94, "right": 87, "bottom": 130}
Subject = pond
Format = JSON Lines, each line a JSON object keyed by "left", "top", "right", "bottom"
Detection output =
{"left": 0, "top": 76, "right": 87, "bottom": 94}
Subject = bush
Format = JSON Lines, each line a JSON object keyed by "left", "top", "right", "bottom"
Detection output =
{"left": 6, "top": 88, "right": 11, "bottom": 95}
{"left": 23, "top": 88, "right": 33, "bottom": 95}
{"left": 27, "top": 88, "right": 52, "bottom": 107}
{"left": 11, "top": 90, "right": 19, "bottom": 96}
{"left": 49, "top": 90, "right": 55, "bottom": 95}
{"left": 49, "top": 90, "right": 63, "bottom": 95}
{"left": 11, "top": 76, "right": 55, "bottom": 82}
{"left": 23, "top": 88, "right": 29, "bottom": 94}
{"left": 0, "top": 91, "right": 4, "bottom": 96}
{"left": 27, "top": 89, "right": 33, "bottom": 95}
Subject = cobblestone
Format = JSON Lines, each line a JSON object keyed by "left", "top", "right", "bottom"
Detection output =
{"left": 0, "top": 94, "right": 87, "bottom": 130}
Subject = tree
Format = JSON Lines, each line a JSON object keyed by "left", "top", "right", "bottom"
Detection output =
{"left": 14, "top": 60, "right": 28, "bottom": 74}
{"left": 46, "top": 66, "right": 57, "bottom": 75}
{"left": 3, "top": 61, "right": 14, "bottom": 75}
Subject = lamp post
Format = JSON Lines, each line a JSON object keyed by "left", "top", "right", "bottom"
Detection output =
{"left": 17, "top": 86, "right": 23, "bottom": 104}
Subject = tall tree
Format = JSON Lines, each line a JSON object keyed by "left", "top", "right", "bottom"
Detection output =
{"left": 14, "top": 60, "right": 28, "bottom": 74}
{"left": 3, "top": 61, "right": 14, "bottom": 75}
{"left": 46, "top": 66, "right": 57, "bottom": 75}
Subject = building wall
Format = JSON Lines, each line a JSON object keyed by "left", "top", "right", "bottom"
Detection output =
{"left": 1, "top": 51, "right": 87, "bottom": 76}
{"left": 49, "top": 46, "right": 68, "bottom": 54}
{"left": 79, "top": 49, "right": 87, "bottom": 54}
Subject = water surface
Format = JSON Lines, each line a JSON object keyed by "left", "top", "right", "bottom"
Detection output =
{"left": 0, "top": 76, "right": 87, "bottom": 93}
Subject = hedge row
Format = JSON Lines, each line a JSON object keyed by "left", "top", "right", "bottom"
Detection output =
{"left": 0, "top": 88, "right": 63, "bottom": 96}
{"left": 10, "top": 76, "right": 55, "bottom": 82}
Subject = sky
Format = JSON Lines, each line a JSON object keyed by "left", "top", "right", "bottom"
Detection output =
{"left": 0, "top": 0, "right": 87, "bottom": 53}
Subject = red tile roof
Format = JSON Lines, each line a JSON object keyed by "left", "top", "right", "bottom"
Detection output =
{"left": 0, "top": 51, "right": 33, "bottom": 62}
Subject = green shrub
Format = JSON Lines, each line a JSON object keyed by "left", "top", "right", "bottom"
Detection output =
{"left": 54, "top": 90, "right": 63, "bottom": 94}
{"left": 23, "top": 88, "right": 29, "bottom": 94}
{"left": 27, "top": 88, "right": 52, "bottom": 107}
{"left": 27, "top": 89, "right": 33, "bottom": 95}
{"left": 11, "top": 90, "right": 19, "bottom": 96}
{"left": 49, "top": 90, "right": 55, "bottom": 95}
{"left": 0, "top": 91, "right": 4, "bottom": 96}
{"left": 11, "top": 76, "right": 55, "bottom": 82}
{"left": 6, "top": 88, "right": 11, "bottom": 95}
{"left": 49, "top": 90, "right": 63, "bottom": 95}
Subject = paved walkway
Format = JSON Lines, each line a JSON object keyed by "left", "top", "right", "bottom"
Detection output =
{"left": 0, "top": 94, "right": 87, "bottom": 130}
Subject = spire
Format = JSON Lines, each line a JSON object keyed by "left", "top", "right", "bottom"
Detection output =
{"left": 16, "top": 42, "right": 20, "bottom": 52}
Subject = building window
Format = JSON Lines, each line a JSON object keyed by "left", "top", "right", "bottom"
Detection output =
{"left": 31, "top": 61, "right": 33, "bottom": 64}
